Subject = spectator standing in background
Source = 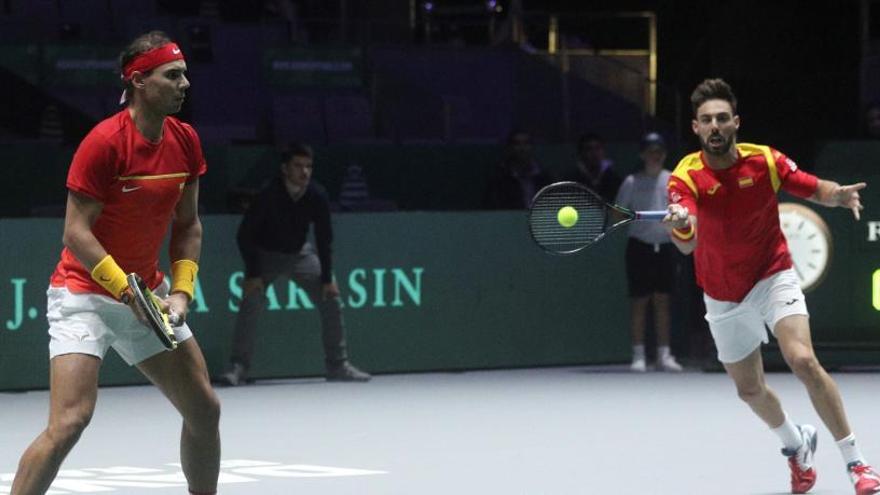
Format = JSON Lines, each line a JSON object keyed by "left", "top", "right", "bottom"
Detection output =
{"left": 483, "top": 129, "right": 553, "bottom": 209}
{"left": 615, "top": 132, "right": 683, "bottom": 372}
{"left": 565, "top": 133, "right": 622, "bottom": 203}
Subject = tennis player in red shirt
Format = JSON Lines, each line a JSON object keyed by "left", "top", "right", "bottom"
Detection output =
{"left": 664, "top": 78, "right": 877, "bottom": 495}
{"left": 11, "top": 32, "right": 220, "bottom": 495}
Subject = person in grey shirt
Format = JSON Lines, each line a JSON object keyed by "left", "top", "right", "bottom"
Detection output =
{"left": 615, "top": 132, "right": 683, "bottom": 372}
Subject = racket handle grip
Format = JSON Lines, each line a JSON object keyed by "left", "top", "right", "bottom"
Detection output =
{"left": 168, "top": 311, "right": 182, "bottom": 327}
{"left": 635, "top": 210, "right": 668, "bottom": 221}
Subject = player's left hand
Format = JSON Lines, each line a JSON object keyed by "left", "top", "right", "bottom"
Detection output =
{"left": 322, "top": 282, "right": 340, "bottom": 301}
{"left": 835, "top": 182, "right": 866, "bottom": 220}
{"left": 164, "top": 292, "right": 190, "bottom": 325}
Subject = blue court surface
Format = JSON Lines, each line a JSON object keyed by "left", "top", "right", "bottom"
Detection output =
{"left": 1, "top": 366, "right": 877, "bottom": 494}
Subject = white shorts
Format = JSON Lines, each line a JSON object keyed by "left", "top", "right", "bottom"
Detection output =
{"left": 47, "top": 278, "right": 193, "bottom": 365}
{"left": 703, "top": 268, "right": 808, "bottom": 364}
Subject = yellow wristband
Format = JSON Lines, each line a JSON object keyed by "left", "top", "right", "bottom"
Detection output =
{"left": 170, "top": 259, "right": 199, "bottom": 300}
{"left": 90, "top": 255, "right": 129, "bottom": 300}
{"left": 672, "top": 224, "right": 695, "bottom": 241}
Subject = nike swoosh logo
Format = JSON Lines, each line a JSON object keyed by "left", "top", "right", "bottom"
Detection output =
{"left": 122, "top": 185, "right": 142, "bottom": 193}
{"left": 707, "top": 184, "right": 721, "bottom": 195}
{"left": 99, "top": 275, "right": 111, "bottom": 282}
{"left": 172, "top": 48, "right": 181, "bottom": 54}
{"left": 785, "top": 298, "right": 799, "bottom": 306}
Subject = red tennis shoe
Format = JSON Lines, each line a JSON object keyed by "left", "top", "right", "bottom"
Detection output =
{"left": 782, "top": 424, "right": 818, "bottom": 494}
{"left": 847, "top": 462, "right": 880, "bottom": 495}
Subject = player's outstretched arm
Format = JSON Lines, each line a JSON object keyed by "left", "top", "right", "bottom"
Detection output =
{"left": 809, "top": 180, "right": 867, "bottom": 220}
{"left": 663, "top": 203, "right": 697, "bottom": 255}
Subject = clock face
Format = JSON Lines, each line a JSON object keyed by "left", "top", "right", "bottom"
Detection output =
{"left": 778, "top": 203, "right": 832, "bottom": 292}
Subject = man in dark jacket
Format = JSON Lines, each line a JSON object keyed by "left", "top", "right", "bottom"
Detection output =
{"left": 564, "top": 132, "right": 623, "bottom": 203}
{"left": 483, "top": 129, "right": 553, "bottom": 209}
{"left": 220, "top": 143, "right": 370, "bottom": 385}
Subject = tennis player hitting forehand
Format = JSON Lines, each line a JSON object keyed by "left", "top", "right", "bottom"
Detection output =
{"left": 11, "top": 31, "right": 220, "bottom": 495}
{"left": 664, "top": 78, "right": 877, "bottom": 495}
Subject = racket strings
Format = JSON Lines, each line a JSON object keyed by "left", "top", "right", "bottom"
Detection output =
{"left": 529, "top": 184, "right": 608, "bottom": 254}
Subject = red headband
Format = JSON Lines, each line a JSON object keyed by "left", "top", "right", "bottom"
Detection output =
{"left": 121, "top": 42, "right": 185, "bottom": 81}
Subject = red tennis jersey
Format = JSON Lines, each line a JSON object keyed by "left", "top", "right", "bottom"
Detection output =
{"left": 667, "top": 143, "right": 818, "bottom": 302}
{"left": 50, "top": 109, "right": 207, "bottom": 296}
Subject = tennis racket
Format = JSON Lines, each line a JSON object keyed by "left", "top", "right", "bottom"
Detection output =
{"left": 125, "top": 273, "right": 180, "bottom": 350}
{"left": 528, "top": 181, "right": 670, "bottom": 255}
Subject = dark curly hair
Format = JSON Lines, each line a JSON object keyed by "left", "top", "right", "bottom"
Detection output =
{"left": 690, "top": 78, "right": 737, "bottom": 116}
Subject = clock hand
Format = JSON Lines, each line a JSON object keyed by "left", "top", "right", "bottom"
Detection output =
{"left": 792, "top": 260, "right": 805, "bottom": 280}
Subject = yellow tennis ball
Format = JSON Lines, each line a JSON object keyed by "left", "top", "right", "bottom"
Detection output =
{"left": 557, "top": 206, "right": 578, "bottom": 228}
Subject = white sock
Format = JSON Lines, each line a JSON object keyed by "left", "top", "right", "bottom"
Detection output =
{"left": 658, "top": 345, "right": 671, "bottom": 359}
{"left": 837, "top": 433, "right": 867, "bottom": 466}
{"left": 632, "top": 345, "right": 645, "bottom": 360}
{"left": 771, "top": 413, "right": 804, "bottom": 450}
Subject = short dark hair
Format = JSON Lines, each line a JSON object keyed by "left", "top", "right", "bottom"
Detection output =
{"left": 118, "top": 31, "right": 173, "bottom": 97}
{"left": 281, "top": 142, "right": 314, "bottom": 163}
{"left": 690, "top": 78, "right": 737, "bottom": 116}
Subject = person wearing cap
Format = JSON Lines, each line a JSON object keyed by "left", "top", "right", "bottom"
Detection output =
{"left": 10, "top": 31, "right": 221, "bottom": 495}
{"left": 614, "top": 132, "right": 683, "bottom": 372}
